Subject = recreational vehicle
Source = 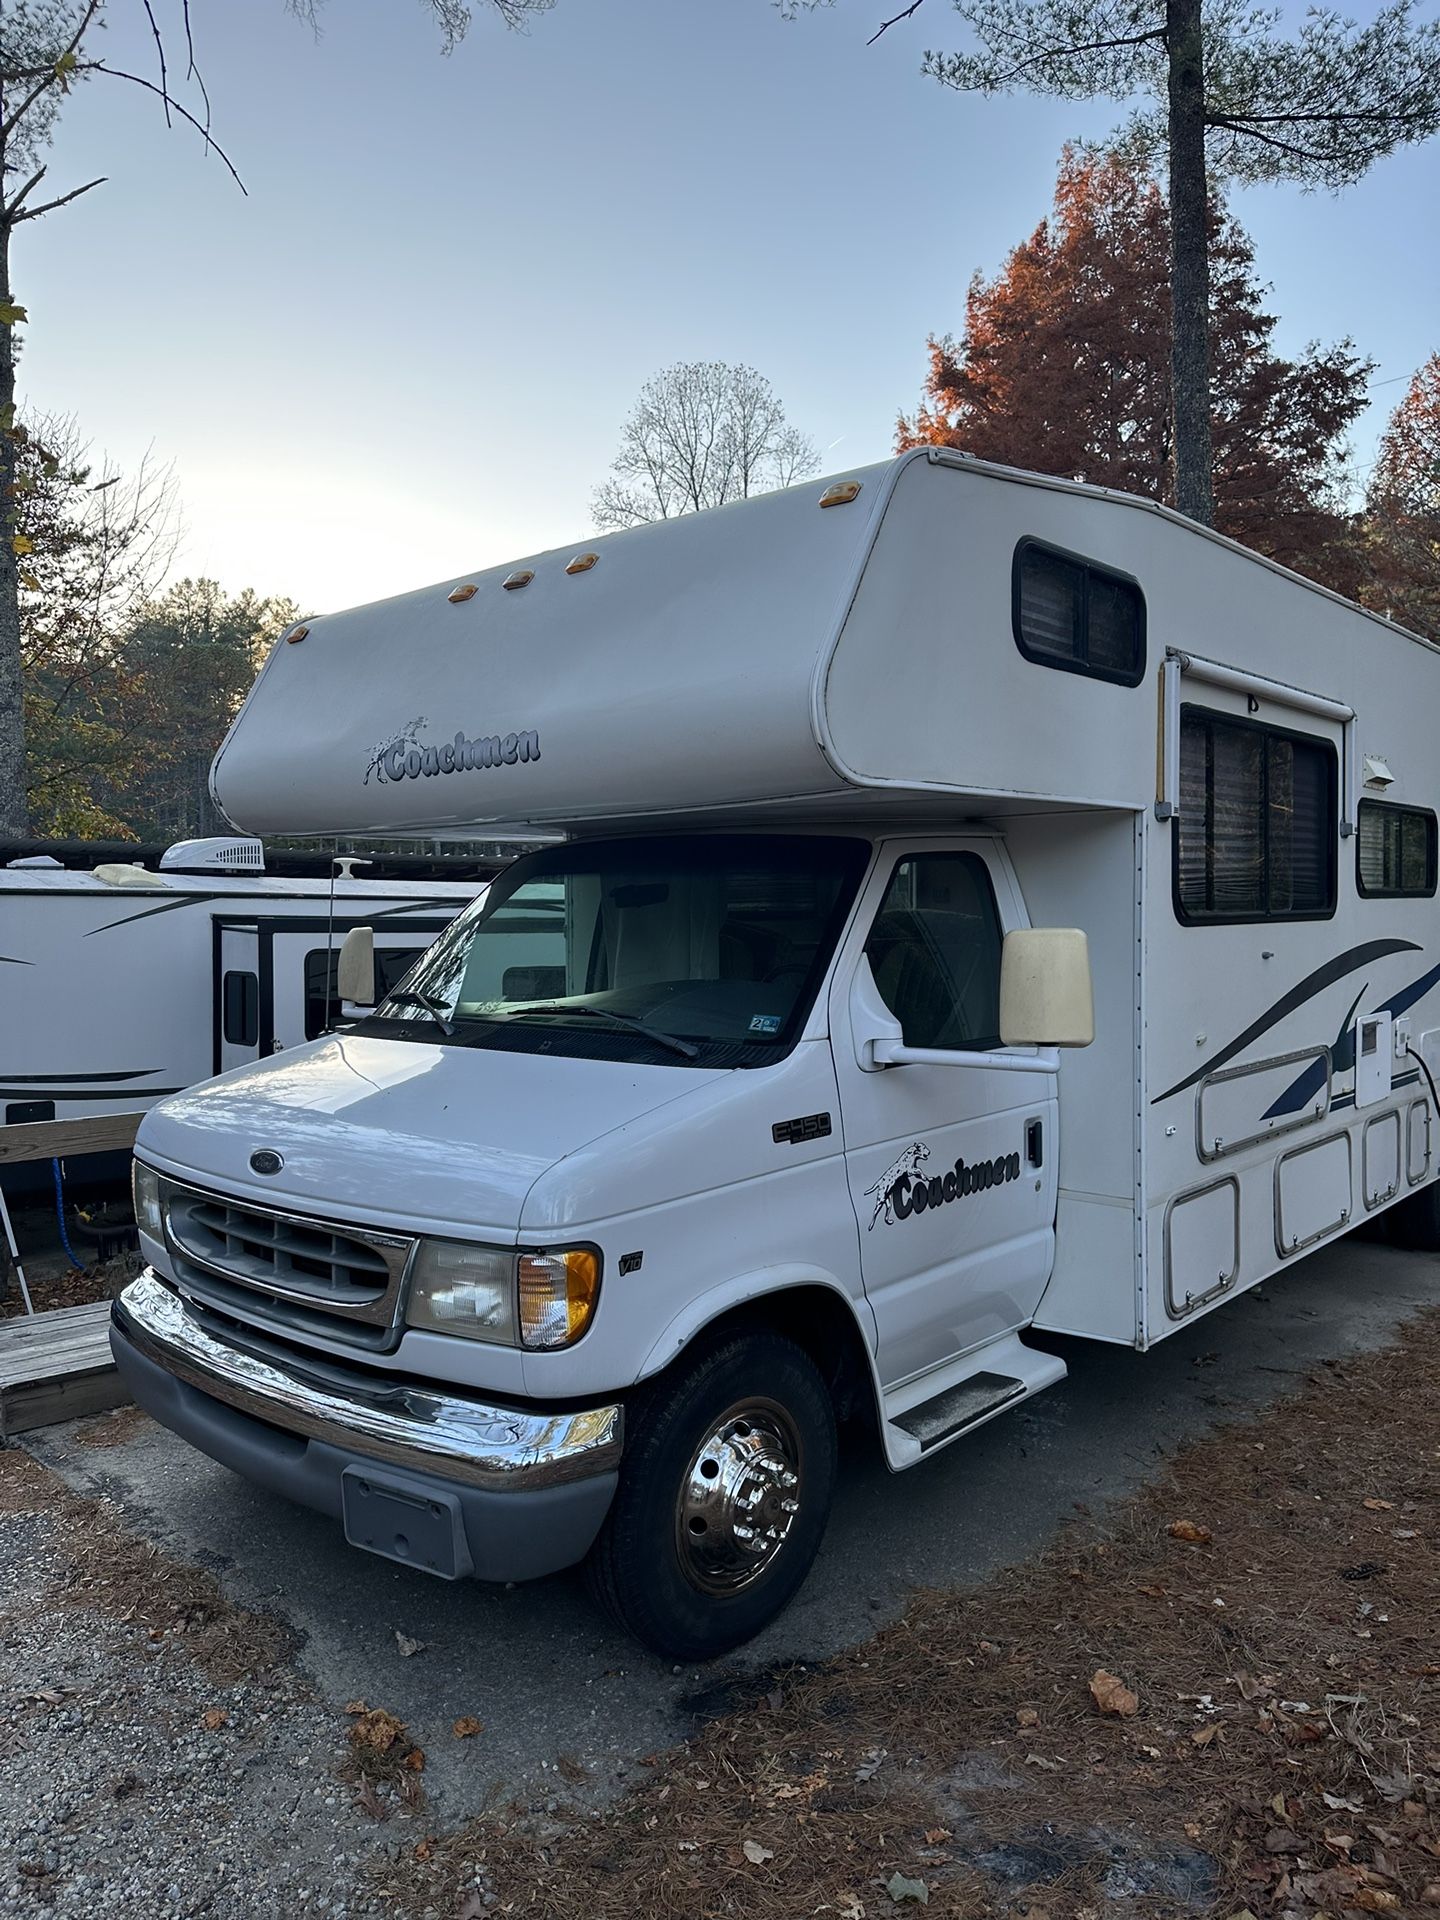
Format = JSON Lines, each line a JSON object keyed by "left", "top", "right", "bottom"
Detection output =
{"left": 111, "top": 450, "right": 1440, "bottom": 1659}
{"left": 0, "top": 839, "right": 486, "bottom": 1190}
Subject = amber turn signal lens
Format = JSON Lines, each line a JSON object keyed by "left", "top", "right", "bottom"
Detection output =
{"left": 517, "top": 1249, "right": 600, "bottom": 1350}
{"left": 502, "top": 569, "right": 534, "bottom": 591}
{"left": 285, "top": 625, "right": 309, "bottom": 644}
{"left": 448, "top": 583, "right": 478, "bottom": 603}
{"left": 564, "top": 552, "right": 599, "bottom": 575}
{"left": 818, "top": 481, "right": 862, "bottom": 508}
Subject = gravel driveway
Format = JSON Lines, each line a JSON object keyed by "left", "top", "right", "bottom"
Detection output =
{"left": 3, "top": 1234, "right": 1438, "bottom": 1917}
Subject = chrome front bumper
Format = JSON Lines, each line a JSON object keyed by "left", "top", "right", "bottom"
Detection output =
{"left": 113, "top": 1270, "right": 623, "bottom": 1494}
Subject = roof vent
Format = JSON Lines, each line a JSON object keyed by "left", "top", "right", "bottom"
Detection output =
{"left": 160, "top": 836, "right": 266, "bottom": 874}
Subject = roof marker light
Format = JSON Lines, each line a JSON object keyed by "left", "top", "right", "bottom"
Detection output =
{"left": 819, "top": 481, "right": 862, "bottom": 508}
{"left": 565, "top": 552, "right": 599, "bottom": 575}
{"left": 503, "top": 569, "right": 534, "bottom": 591}
{"left": 285, "top": 625, "right": 309, "bottom": 644}
{"left": 448, "top": 583, "right": 478, "bottom": 603}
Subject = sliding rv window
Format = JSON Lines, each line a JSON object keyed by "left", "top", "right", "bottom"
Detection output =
{"left": 1356, "top": 800, "right": 1437, "bottom": 899}
{"left": 1012, "top": 540, "right": 1145, "bottom": 687}
{"left": 1175, "top": 706, "right": 1337, "bottom": 923}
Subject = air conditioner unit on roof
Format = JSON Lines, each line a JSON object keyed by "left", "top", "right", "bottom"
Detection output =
{"left": 159, "top": 836, "right": 265, "bottom": 873}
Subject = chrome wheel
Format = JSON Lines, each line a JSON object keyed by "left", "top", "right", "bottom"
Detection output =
{"left": 675, "top": 1396, "right": 803, "bottom": 1594}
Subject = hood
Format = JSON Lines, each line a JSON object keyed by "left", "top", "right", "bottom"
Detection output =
{"left": 136, "top": 1035, "right": 727, "bottom": 1237}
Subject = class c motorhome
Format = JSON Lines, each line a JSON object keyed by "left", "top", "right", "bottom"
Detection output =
{"left": 111, "top": 450, "right": 1440, "bottom": 1659}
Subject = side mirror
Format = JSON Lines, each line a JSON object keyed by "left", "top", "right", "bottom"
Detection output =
{"left": 337, "top": 926, "right": 376, "bottom": 1009}
{"left": 999, "top": 928, "right": 1094, "bottom": 1048}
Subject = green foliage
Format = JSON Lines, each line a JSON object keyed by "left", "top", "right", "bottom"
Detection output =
{"left": 888, "top": 0, "right": 1440, "bottom": 192}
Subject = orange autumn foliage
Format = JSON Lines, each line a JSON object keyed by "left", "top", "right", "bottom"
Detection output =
{"left": 898, "top": 150, "right": 1372, "bottom": 598}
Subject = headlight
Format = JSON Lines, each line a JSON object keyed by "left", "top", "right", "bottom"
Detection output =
{"left": 403, "top": 1240, "right": 601, "bottom": 1349}
{"left": 518, "top": 1249, "right": 600, "bottom": 1350}
{"left": 406, "top": 1241, "right": 517, "bottom": 1344}
{"left": 132, "top": 1161, "right": 164, "bottom": 1242}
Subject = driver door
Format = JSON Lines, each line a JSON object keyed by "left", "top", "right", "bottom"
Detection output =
{"left": 829, "top": 840, "right": 1057, "bottom": 1389}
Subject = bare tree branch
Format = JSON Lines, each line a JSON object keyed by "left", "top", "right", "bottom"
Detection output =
{"left": 11, "top": 175, "right": 108, "bottom": 224}
{"left": 868, "top": 1, "right": 928, "bottom": 47}
{"left": 89, "top": 65, "right": 247, "bottom": 194}
{"left": 140, "top": 0, "right": 174, "bottom": 127}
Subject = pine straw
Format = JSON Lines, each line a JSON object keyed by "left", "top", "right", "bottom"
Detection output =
{"left": 0, "top": 1444, "right": 295, "bottom": 1684}
{"left": 379, "top": 1309, "right": 1440, "bottom": 1920}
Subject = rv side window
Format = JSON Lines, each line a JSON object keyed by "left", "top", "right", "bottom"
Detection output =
{"left": 1357, "top": 800, "right": 1437, "bottom": 898}
{"left": 865, "top": 853, "right": 1004, "bottom": 1050}
{"left": 1012, "top": 540, "right": 1145, "bottom": 688}
{"left": 1175, "top": 707, "right": 1337, "bottom": 923}
{"left": 222, "top": 970, "right": 259, "bottom": 1048}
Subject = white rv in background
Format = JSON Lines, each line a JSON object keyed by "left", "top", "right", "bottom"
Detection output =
{"left": 112, "top": 450, "right": 1440, "bottom": 1659}
{"left": 0, "top": 839, "right": 483, "bottom": 1187}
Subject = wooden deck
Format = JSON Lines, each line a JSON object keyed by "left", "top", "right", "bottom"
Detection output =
{"left": 0, "top": 1300, "right": 127, "bottom": 1437}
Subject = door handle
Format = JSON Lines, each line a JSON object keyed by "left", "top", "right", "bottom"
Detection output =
{"left": 1026, "top": 1118, "right": 1044, "bottom": 1168}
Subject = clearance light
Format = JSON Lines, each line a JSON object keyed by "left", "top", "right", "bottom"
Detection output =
{"left": 285, "top": 625, "right": 309, "bottom": 644}
{"left": 518, "top": 1248, "right": 600, "bottom": 1350}
{"left": 565, "top": 552, "right": 599, "bottom": 575}
{"left": 819, "top": 481, "right": 862, "bottom": 508}
{"left": 448, "top": 583, "right": 478, "bottom": 604}
{"left": 502, "top": 569, "right": 534, "bottom": 591}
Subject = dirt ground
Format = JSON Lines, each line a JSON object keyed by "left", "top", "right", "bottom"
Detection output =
{"left": 1, "top": 1297, "right": 1437, "bottom": 1918}
{"left": 378, "top": 1309, "right": 1440, "bottom": 1920}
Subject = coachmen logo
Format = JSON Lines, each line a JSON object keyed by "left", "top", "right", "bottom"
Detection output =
{"left": 363, "top": 715, "right": 540, "bottom": 786}
{"left": 866, "top": 1140, "right": 1022, "bottom": 1229}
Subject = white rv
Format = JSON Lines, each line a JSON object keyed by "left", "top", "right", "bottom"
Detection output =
{"left": 112, "top": 451, "right": 1440, "bottom": 1660}
{"left": 0, "top": 839, "right": 482, "bottom": 1183}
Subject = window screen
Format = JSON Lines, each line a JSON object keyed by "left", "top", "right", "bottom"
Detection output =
{"left": 1176, "top": 707, "right": 1336, "bottom": 922}
{"left": 1013, "top": 541, "right": 1145, "bottom": 687}
{"left": 864, "top": 853, "right": 1004, "bottom": 1050}
{"left": 1357, "top": 800, "right": 1437, "bottom": 898}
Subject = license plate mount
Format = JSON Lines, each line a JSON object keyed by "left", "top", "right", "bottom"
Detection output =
{"left": 340, "top": 1465, "right": 473, "bottom": 1580}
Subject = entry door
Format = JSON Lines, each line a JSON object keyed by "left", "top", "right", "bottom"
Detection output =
{"left": 829, "top": 842, "right": 1058, "bottom": 1389}
{"left": 216, "top": 927, "right": 263, "bottom": 1073}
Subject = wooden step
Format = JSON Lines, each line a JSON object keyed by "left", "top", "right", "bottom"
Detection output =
{"left": 0, "top": 1299, "right": 128, "bottom": 1437}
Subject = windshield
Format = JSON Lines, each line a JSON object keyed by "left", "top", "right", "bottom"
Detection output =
{"left": 364, "top": 834, "right": 869, "bottom": 1068}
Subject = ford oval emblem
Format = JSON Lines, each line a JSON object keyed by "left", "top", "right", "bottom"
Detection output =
{"left": 250, "top": 1149, "right": 284, "bottom": 1177}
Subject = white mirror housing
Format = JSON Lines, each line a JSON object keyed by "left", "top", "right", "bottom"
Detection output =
{"left": 999, "top": 928, "right": 1094, "bottom": 1048}
{"left": 336, "top": 925, "right": 377, "bottom": 1008}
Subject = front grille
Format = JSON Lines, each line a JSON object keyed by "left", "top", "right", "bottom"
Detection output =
{"left": 160, "top": 1180, "right": 415, "bottom": 1336}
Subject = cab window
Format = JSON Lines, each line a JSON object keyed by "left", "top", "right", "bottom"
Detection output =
{"left": 865, "top": 853, "right": 1004, "bottom": 1050}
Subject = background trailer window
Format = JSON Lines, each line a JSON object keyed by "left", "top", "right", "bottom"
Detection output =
{"left": 1357, "top": 799, "right": 1438, "bottom": 898}
{"left": 1176, "top": 706, "right": 1337, "bottom": 923}
{"left": 1012, "top": 540, "right": 1145, "bottom": 687}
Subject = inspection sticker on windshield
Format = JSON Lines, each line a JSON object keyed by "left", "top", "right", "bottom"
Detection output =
{"left": 749, "top": 1014, "right": 783, "bottom": 1035}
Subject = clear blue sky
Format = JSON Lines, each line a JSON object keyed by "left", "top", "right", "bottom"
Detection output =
{"left": 15, "top": 0, "right": 1439, "bottom": 616}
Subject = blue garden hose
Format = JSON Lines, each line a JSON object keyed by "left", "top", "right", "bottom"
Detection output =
{"left": 52, "top": 1158, "right": 85, "bottom": 1271}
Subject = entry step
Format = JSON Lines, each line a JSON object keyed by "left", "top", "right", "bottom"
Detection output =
{"left": 892, "top": 1371, "right": 1025, "bottom": 1450}
{"left": 0, "top": 1301, "right": 127, "bottom": 1437}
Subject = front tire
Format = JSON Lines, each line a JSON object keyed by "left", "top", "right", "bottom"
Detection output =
{"left": 585, "top": 1332, "right": 837, "bottom": 1662}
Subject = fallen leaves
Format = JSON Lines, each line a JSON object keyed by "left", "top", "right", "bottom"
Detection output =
{"left": 452, "top": 1716, "right": 484, "bottom": 1739}
{"left": 393, "top": 1630, "right": 426, "bottom": 1658}
{"left": 200, "top": 1707, "right": 229, "bottom": 1731}
{"left": 741, "top": 1838, "right": 774, "bottom": 1865}
{"left": 885, "top": 1872, "right": 929, "bottom": 1904}
{"left": 1167, "top": 1519, "right": 1213, "bottom": 1544}
{"left": 1089, "top": 1668, "right": 1139, "bottom": 1717}
{"left": 347, "top": 1706, "right": 407, "bottom": 1753}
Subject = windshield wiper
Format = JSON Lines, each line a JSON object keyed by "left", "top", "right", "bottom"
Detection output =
{"left": 507, "top": 1004, "right": 700, "bottom": 1060}
{"left": 384, "top": 989, "right": 454, "bottom": 1036}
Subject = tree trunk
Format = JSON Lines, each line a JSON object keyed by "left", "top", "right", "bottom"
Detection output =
{"left": 1166, "top": 0, "right": 1215, "bottom": 526}
{"left": 0, "top": 216, "right": 28, "bottom": 835}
